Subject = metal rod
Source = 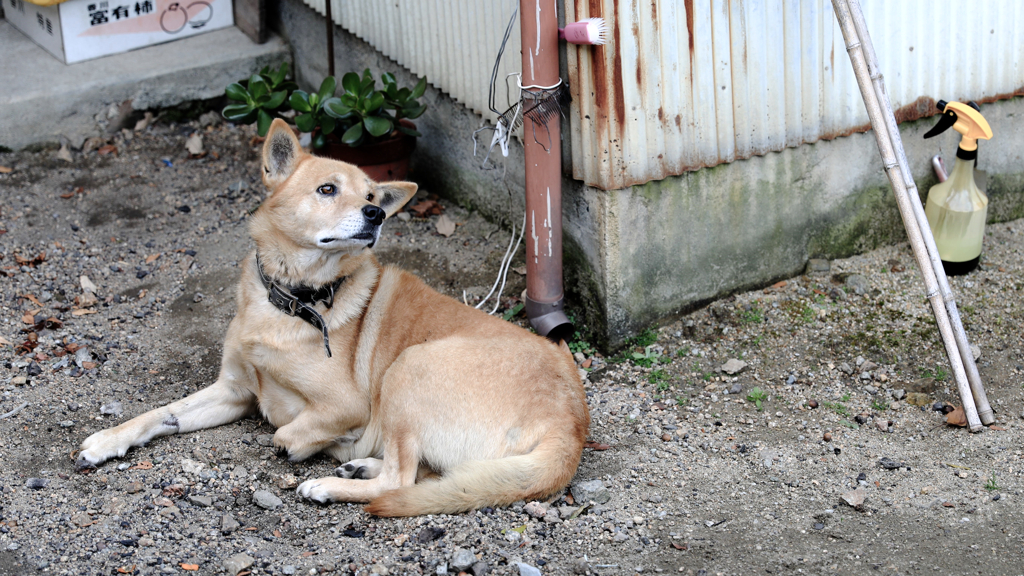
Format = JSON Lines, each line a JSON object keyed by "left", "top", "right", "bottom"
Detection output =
{"left": 831, "top": 0, "right": 983, "bottom": 432}
{"left": 325, "top": 0, "right": 335, "bottom": 78}
{"left": 846, "top": 0, "right": 994, "bottom": 426}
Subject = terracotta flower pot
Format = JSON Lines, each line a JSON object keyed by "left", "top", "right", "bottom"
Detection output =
{"left": 315, "top": 120, "right": 418, "bottom": 182}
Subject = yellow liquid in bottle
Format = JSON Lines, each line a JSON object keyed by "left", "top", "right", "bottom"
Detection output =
{"left": 924, "top": 157, "right": 987, "bottom": 263}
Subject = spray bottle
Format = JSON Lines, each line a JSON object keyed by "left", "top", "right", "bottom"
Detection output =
{"left": 922, "top": 100, "right": 993, "bottom": 275}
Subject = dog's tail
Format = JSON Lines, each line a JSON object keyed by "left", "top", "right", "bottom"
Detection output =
{"left": 364, "top": 433, "right": 582, "bottom": 517}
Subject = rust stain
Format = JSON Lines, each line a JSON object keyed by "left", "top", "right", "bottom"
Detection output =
{"left": 611, "top": 0, "right": 626, "bottom": 127}
{"left": 650, "top": 0, "right": 657, "bottom": 21}
{"left": 892, "top": 96, "right": 937, "bottom": 124}
{"left": 674, "top": 114, "right": 681, "bottom": 128}
{"left": 588, "top": 0, "right": 610, "bottom": 150}
{"left": 658, "top": 107, "right": 664, "bottom": 122}
{"left": 683, "top": 0, "right": 694, "bottom": 56}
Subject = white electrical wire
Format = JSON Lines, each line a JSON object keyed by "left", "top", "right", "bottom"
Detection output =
{"left": 472, "top": 211, "right": 526, "bottom": 314}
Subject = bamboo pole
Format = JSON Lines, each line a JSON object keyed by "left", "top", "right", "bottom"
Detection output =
{"left": 846, "top": 0, "right": 994, "bottom": 426}
{"left": 831, "top": 0, "right": 983, "bottom": 432}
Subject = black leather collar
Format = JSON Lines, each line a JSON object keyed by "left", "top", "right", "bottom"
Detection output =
{"left": 256, "top": 253, "right": 346, "bottom": 357}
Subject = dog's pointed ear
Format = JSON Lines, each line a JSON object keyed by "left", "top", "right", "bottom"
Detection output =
{"left": 262, "top": 119, "right": 303, "bottom": 189}
{"left": 376, "top": 181, "right": 418, "bottom": 219}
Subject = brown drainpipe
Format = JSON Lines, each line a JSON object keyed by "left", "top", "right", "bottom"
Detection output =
{"left": 520, "top": 0, "right": 574, "bottom": 341}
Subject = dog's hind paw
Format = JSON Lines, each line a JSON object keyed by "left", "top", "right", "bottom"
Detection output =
{"left": 334, "top": 458, "right": 383, "bottom": 480}
{"left": 297, "top": 479, "right": 335, "bottom": 504}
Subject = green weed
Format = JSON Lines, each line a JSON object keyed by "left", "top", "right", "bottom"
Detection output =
{"left": 740, "top": 307, "right": 764, "bottom": 325}
{"left": 502, "top": 302, "right": 525, "bottom": 322}
{"left": 746, "top": 387, "right": 768, "bottom": 411}
{"left": 649, "top": 369, "right": 670, "bottom": 388}
{"left": 871, "top": 399, "right": 890, "bottom": 411}
{"left": 984, "top": 472, "right": 1000, "bottom": 491}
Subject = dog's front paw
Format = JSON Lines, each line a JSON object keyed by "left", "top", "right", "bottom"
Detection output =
{"left": 297, "top": 479, "right": 336, "bottom": 504}
{"left": 77, "top": 429, "right": 126, "bottom": 470}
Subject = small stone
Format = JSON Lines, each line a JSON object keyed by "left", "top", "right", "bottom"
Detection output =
{"left": 80, "top": 275, "right": 98, "bottom": 293}
{"left": 59, "top": 420, "right": 75, "bottom": 428}
{"left": 807, "top": 399, "right": 818, "bottom": 409}
{"left": 222, "top": 553, "right": 254, "bottom": 575}
{"left": 855, "top": 356, "right": 866, "bottom": 367}
{"left": 11, "top": 376, "right": 27, "bottom": 386}
{"left": 839, "top": 363, "right": 853, "bottom": 375}
{"left": 471, "top": 561, "right": 490, "bottom": 576}
{"left": 543, "top": 507, "right": 562, "bottom": 523}
{"left": 524, "top": 501, "right": 548, "bottom": 518}
{"left": 138, "top": 536, "right": 154, "bottom": 547}
{"left": 99, "top": 401, "right": 122, "bottom": 417}
{"left": 396, "top": 211, "right": 412, "bottom": 222}
{"left": 220, "top": 514, "right": 240, "bottom": 534}
{"left": 573, "top": 558, "right": 592, "bottom": 575}
{"left": 188, "top": 495, "right": 213, "bottom": 507}
{"left": 970, "top": 344, "right": 981, "bottom": 362}
{"left": 282, "top": 566, "right": 297, "bottom": 575}
{"left": 729, "top": 383, "right": 742, "bottom": 395}
{"left": 26, "top": 362, "right": 42, "bottom": 376}
{"left": 126, "top": 481, "right": 144, "bottom": 494}
{"left": 861, "top": 361, "right": 878, "bottom": 372}
{"left": 891, "top": 389, "right": 906, "bottom": 400}
{"left": 256, "top": 434, "right": 275, "bottom": 447}
{"left": 253, "top": 489, "right": 282, "bottom": 510}
{"left": 370, "top": 564, "right": 389, "bottom": 575}
{"left": 451, "top": 548, "right": 476, "bottom": 572}
{"left": 571, "top": 479, "right": 610, "bottom": 504}
{"left": 720, "top": 359, "right": 747, "bottom": 375}
{"left": 841, "top": 488, "right": 866, "bottom": 508}
{"left": 823, "top": 432, "right": 832, "bottom": 442}
{"left": 277, "top": 474, "right": 299, "bottom": 489}
{"left": 845, "top": 274, "right": 868, "bottom": 294}
{"left": 806, "top": 259, "right": 830, "bottom": 274}
{"left": 117, "top": 463, "right": 130, "bottom": 471}
{"left": 879, "top": 457, "right": 903, "bottom": 470}
{"left": 905, "top": 392, "right": 931, "bottom": 407}
{"left": 515, "top": 563, "right": 542, "bottom": 576}
{"left": 813, "top": 522, "right": 825, "bottom": 530}
{"left": 26, "top": 478, "right": 48, "bottom": 490}
{"left": 181, "top": 458, "right": 205, "bottom": 475}
{"left": 416, "top": 526, "right": 445, "bottom": 543}
{"left": 876, "top": 420, "right": 890, "bottom": 433}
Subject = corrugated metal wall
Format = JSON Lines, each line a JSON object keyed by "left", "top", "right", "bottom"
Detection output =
{"left": 304, "top": 0, "right": 1024, "bottom": 191}
{"left": 566, "top": 0, "right": 1024, "bottom": 190}
{"left": 302, "top": 0, "right": 521, "bottom": 123}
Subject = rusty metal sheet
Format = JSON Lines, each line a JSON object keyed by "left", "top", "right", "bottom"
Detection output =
{"left": 565, "top": 0, "right": 1024, "bottom": 191}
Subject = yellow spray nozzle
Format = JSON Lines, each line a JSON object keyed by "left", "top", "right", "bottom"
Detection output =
{"left": 925, "top": 100, "right": 993, "bottom": 151}
{"left": 943, "top": 102, "right": 992, "bottom": 151}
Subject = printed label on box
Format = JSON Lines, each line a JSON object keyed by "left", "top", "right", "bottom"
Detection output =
{"left": 59, "top": 0, "right": 233, "bottom": 63}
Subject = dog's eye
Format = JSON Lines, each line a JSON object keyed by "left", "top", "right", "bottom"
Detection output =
{"left": 317, "top": 184, "right": 337, "bottom": 196}
{"left": 365, "top": 193, "right": 374, "bottom": 202}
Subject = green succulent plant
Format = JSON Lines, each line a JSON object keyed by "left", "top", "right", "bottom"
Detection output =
{"left": 289, "top": 77, "right": 341, "bottom": 149}
{"left": 221, "top": 63, "right": 298, "bottom": 137}
{"left": 222, "top": 65, "right": 428, "bottom": 149}
{"left": 322, "top": 69, "right": 428, "bottom": 147}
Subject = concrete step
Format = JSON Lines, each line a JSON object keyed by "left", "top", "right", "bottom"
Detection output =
{"left": 0, "top": 20, "right": 290, "bottom": 151}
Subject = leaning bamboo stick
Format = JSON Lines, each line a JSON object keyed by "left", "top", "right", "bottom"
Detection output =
{"left": 846, "top": 0, "right": 994, "bottom": 426}
{"left": 831, "top": 0, "right": 983, "bottom": 432}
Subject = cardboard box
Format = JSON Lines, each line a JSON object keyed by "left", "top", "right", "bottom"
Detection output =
{"left": 5, "top": 0, "right": 233, "bottom": 64}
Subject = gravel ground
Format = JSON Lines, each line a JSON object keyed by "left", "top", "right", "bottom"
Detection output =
{"left": 1, "top": 117, "right": 1023, "bottom": 576}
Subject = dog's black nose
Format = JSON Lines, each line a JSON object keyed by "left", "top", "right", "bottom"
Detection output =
{"left": 362, "top": 205, "right": 385, "bottom": 226}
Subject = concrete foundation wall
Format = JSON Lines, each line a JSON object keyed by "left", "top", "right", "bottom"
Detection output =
{"left": 565, "top": 97, "right": 1024, "bottom": 347}
{"left": 272, "top": 0, "right": 1024, "bottom": 350}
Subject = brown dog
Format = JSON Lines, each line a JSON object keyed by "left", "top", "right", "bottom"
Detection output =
{"left": 77, "top": 119, "right": 589, "bottom": 516}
